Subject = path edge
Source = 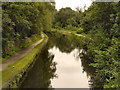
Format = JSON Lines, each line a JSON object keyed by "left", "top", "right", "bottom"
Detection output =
{"left": 2, "top": 33, "right": 49, "bottom": 88}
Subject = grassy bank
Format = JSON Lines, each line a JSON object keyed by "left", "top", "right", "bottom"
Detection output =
{"left": 2, "top": 34, "right": 42, "bottom": 62}
{"left": 51, "top": 29, "right": 88, "bottom": 38}
{"left": 2, "top": 33, "right": 48, "bottom": 88}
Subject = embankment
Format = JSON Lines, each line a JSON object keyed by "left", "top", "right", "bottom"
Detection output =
{"left": 2, "top": 33, "right": 49, "bottom": 88}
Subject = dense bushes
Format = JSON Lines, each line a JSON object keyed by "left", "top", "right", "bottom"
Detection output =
{"left": 2, "top": 2, "right": 55, "bottom": 59}
{"left": 53, "top": 1, "right": 120, "bottom": 88}
{"left": 81, "top": 2, "right": 120, "bottom": 88}
{"left": 53, "top": 7, "right": 82, "bottom": 31}
{"left": 2, "top": 1, "right": 120, "bottom": 88}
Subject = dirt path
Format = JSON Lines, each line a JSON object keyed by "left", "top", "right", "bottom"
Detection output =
{"left": 0, "top": 34, "right": 44, "bottom": 71}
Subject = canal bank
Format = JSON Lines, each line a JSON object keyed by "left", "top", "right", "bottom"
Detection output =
{"left": 2, "top": 33, "right": 49, "bottom": 88}
{"left": 20, "top": 32, "right": 96, "bottom": 88}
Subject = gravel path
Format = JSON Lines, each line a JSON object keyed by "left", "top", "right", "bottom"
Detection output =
{"left": 0, "top": 34, "right": 44, "bottom": 71}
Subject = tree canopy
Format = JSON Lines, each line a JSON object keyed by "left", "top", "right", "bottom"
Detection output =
{"left": 2, "top": 2, "right": 55, "bottom": 58}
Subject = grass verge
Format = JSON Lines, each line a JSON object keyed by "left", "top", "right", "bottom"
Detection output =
{"left": 2, "top": 34, "right": 42, "bottom": 62}
{"left": 51, "top": 29, "right": 88, "bottom": 37}
{"left": 2, "top": 33, "right": 48, "bottom": 88}
{"left": 50, "top": 29, "right": 93, "bottom": 42}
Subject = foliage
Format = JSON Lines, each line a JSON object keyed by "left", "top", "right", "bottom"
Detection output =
{"left": 2, "top": 33, "right": 48, "bottom": 87}
{"left": 53, "top": 7, "right": 82, "bottom": 30}
{"left": 81, "top": 2, "right": 115, "bottom": 34}
{"left": 2, "top": 1, "right": 120, "bottom": 88}
{"left": 52, "top": 1, "right": 120, "bottom": 88}
{"left": 82, "top": 2, "right": 120, "bottom": 88}
{"left": 2, "top": 2, "right": 55, "bottom": 59}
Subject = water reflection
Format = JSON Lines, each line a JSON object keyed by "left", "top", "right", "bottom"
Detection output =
{"left": 49, "top": 47, "right": 90, "bottom": 88}
{"left": 21, "top": 46, "right": 57, "bottom": 88}
{"left": 21, "top": 31, "right": 100, "bottom": 88}
{"left": 46, "top": 32, "right": 100, "bottom": 88}
{"left": 46, "top": 32, "right": 85, "bottom": 54}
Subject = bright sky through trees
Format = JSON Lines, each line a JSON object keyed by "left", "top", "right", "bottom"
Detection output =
{"left": 55, "top": 0, "right": 93, "bottom": 11}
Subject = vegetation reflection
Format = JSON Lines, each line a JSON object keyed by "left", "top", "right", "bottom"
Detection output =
{"left": 47, "top": 32, "right": 105, "bottom": 88}
{"left": 21, "top": 45, "right": 57, "bottom": 88}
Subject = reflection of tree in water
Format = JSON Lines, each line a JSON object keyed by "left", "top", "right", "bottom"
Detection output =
{"left": 79, "top": 50, "right": 104, "bottom": 89}
{"left": 46, "top": 31, "right": 103, "bottom": 88}
{"left": 47, "top": 32, "right": 84, "bottom": 53}
{"left": 21, "top": 46, "right": 57, "bottom": 88}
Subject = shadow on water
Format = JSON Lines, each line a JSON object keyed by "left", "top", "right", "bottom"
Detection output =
{"left": 20, "top": 31, "right": 102, "bottom": 88}
{"left": 20, "top": 45, "right": 57, "bottom": 88}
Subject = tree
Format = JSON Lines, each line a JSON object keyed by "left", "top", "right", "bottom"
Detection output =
{"left": 54, "top": 7, "right": 81, "bottom": 28}
{"left": 2, "top": 2, "right": 55, "bottom": 58}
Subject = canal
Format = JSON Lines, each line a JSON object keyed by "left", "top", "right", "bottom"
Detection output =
{"left": 20, "top": 32, "right": 96, "bottom": 88}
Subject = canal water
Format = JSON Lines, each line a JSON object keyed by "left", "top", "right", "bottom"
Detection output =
{"left": 20, "top": 32, "right": 96, "bottom": 88}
